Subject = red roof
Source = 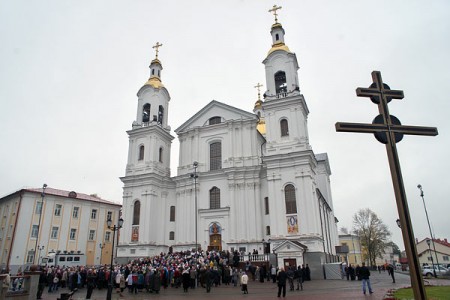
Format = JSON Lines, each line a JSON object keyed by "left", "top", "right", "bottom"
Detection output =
{"left": 22, "top": 187, "right": 121, "bottom": 207}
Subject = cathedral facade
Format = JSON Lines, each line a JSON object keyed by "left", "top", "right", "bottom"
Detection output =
{"left": 117, "top": 9, "right": 339, "bottom": 274}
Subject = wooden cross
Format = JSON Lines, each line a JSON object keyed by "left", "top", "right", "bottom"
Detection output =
{"left": 254, "top": 82, "right": 263, "bottom": 100}
{"left": 152, "top": 42, "right": 163, "bottom": 59}
{"left": 335, "top": 71, "right": 438, "bottom": 300}
{"left": 268, "top": 4, "right": 282, "bottom": 23}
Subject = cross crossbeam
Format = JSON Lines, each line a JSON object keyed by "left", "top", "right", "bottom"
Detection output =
{"left": 268, "top": 5, "right": 282, "bottom": 23}
{"left": 152, "top": 42, "right": 163, "bottom": 59}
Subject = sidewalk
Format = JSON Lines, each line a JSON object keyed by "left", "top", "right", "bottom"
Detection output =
{"left": 39, "top": 271, "right": 450, "bottom": 300}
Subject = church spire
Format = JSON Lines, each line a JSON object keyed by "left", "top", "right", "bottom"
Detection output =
{"left": 267, "top": 5, "right": 290, "bottom": 55}
{"left": 145, "top": 42, "right": 164, "bottom": 89}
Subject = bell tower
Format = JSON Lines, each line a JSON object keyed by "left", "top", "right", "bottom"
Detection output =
{"left": 125, "top": 42, "right": 174, "bottom": 178}
{"left": 262, "top": 6, "right": 311, "bottom": 154}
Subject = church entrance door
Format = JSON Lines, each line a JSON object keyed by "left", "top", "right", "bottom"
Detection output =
{"left": 284, "top": 258, "right": 297, "bottom": 269}
{"left": 208, "top": 234, "right": 222, "bottom": 251}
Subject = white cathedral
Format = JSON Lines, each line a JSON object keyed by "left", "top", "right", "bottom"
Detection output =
{"left": 117, "top": 8, "right": 339, "bottom": 273}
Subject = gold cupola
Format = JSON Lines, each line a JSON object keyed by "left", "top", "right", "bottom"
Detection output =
{"left": 145, "top": 42, "right": 165, "bottom": 89}
{"left": 253, "top": 82, "right": 266, "bottom": 135}
{"left": 267, "top": 5, "right": 291, "bottom": 57}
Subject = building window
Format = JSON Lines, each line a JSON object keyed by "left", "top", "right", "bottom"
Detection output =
{"left": 209, "top": 187, "right": 220, "bottom": 209}
{"left": 0, "top": 227, "right": 3, "bottom": 240}
{"left": 159, "top": 147, "right": 163, "bottom": 163}
{"left": 169, "top": 231, "right": 175, "bottom": 240}
{"left": 158, "top": 105, "right": 164, "bottom": 124}
{"left": 51, "top": 227, "right": 59, "bottom": 239}
{"left": 275, "top": 33, "right": 279, "bottom": 41}
{"left": 443, "top": 256, "right": 449, "bottom": 261}
{"left": 275, "top": 71, "right": 287, "bottom": 94}
{"left": 280, "top": 119, "right": 289, "bottom": 136}
{"left": 284, "top": 184, "right": 297, "bottom": 214}
{"left": 133, "top": 201, "right": 140, "bottom": 225}
{"left": 91, "top": 209, "right": 97, "bottom": 219}
{"left": 142, "top": 103, "right": 150, "bottom": 123}
{"left": 7, "top": 225, "right": 12, "bottom": 238}
{"left": 107, "top": 211, "right": 112, "bottom": 221}
{"left": 54, "top": 204, "right": 62, "bottom": 216}
{"left": 170, "top": 206, "right": 175, "bottom": 222}
{"left": 427, "top": 256, "right": 432, "bottom": 262}
{"left": 72, "top": 207, "right": 79, "bottom": 218}
{"left": 31, "top": 225, "right": 39, "bottom": 238}
{"left": 70, "top": 229, "right": 77, "bottom": 240}
{"left": 264, "top": 197, "right": 269, "bottom": 215}
{"left": 35, "top": 202, "right": 43, "bottom": 214}
{"left": 105, "top": 231, "right": 111, "bottom": 242}
{"left": 89, "top": 230, "right": 95, "bottom": 241}
{"left": 210, "top": 142, "right": 222, "bottom": 170}
{"left": 26, "top": 251, "right": 35, "bottom": 264}
{"left": 209, "top": 116, "right": 221, "bottom": 125}
{"left": 266, "top": 226, "right": 271, "bottom": 235}
{"left": 138, "top": 145, "right": 145, "bottom": 161}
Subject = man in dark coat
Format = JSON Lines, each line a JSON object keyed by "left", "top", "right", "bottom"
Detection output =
{"left": 359, "top": 262, "right": 373, "bottom": 295}
{"left": 277, "top": 267, "right": 287, "bottom": 298}
{"left": 204, "top": 267, "right": 212, "bottom": 293}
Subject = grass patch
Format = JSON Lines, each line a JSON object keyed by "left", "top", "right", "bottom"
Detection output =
{"left": 394, "top": 286, "right": 450, "bottom": 299}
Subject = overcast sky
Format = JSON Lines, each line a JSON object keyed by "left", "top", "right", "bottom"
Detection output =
{"left": 1, "top": 0, "right": 449, "bottom": 250}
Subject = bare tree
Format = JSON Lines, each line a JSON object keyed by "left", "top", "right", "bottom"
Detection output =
{"left": 353, "top": 208, "right": 391, "bottom": 266}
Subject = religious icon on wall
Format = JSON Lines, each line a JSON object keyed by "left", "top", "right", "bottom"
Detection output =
{"left": 287, "top": 215, "right": 298, "bottom": 234}
{"left": 209, "top": 222, "right": 221, "bottom": 235}
{"left": 131, "top": 226, "right": 139, "bottom": 242}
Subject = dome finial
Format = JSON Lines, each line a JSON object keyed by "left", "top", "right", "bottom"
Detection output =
{"left": 254, "top": 82, "right": 263, "bottom": 101}
{"left": 152, "top": 42, "right": 163, "bottom": 59}
{"left": 268, "top": 4, "right": 282, "bottom": 23}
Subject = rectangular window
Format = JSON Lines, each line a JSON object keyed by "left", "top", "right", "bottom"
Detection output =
{"left": 107, "top": 211, "right": 112, "bottom": 221}
{"left": 105, "top": 231, "right": 111, "bottom": 242}
{"left": 26, "top": 251, "right": 35, "bottom": 263}
{"left": 170, "top": 206, "right": 175, "bottom": 222}
{"left": 35, "top": 202, "right": 43, "bottom": 214}
{"left": 59, "top": 257, "right": 66, "bottom": 262}
{"left": 427, "top": 256, "right": 432, "bottom": 262}
{"left": 72, "top": 207, "right": 79, "bottom": 218}
{"left": 91, "top": 209, "right": 97, "bottom": 219}
{"left": 89, "top": 230, "right": 95, "bottom": 241}
{"left": 169, "top": 231, "right": 175, "bottom": 240}
{"left": 74, "top": 256, "right": 80, "bottom": 262}
{"left": 31, "top": 225, "right": 39, "bottom": 238}
{"left": 264, "top": 197, "right": 269, "bottom": 215}
{"left": 54, "top": 204, "right": 62, "bottom": 216}
{"left": 51, "top": 227, "right": 59, "bottom": 239}
{"left": 443, "top": 256, "right": 449, "bottom": 261}
{"left": 70, "top": 229, "right": 77, "bottom": 240}
{"left": 266, "top": 226, "right": 271, "bottom": 235}
{"left": 210, "top": 142, "right": 222, "bottom": 170}
{"left": 7, "top": 225, "right": 13, "bottom": 238}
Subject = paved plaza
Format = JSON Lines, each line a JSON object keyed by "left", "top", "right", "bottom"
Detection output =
{"left": 39, "top": 271, "right": 450, "bottom": 300}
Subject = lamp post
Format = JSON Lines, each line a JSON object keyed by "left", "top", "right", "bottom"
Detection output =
{"left": 426, "top": 238, "right": 436, "bottom": 277}
{"left": 34, "top": 183, "right": 47, "bottom": 264}
{"left": 37, "top": 245, "right": 45, "bottom": 266}
{"left": 418, "top": 184, "right": 439, "bottom": 274}
{"left": 99, "top": 243, "right": 105, "bottom": 265}
{"left": 106, "top": 217, "right": 123, "bottom": 300}
{"left": 190, "top": 161, "right": 199, "bottom": 252}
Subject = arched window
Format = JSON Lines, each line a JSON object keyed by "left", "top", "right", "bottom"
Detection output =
{"left": 275, "top": 71, "right": 287, "bottom": 94}
{"left": 142, "top": 104, "right": 150, "bottom": 123}
{"left": 210, "top": 142, "right": 222, "bottom": 170}
{"left": 284, "top": 184, "right": 297, "bottom": 214}
{"left": 169, "top": 231, "right": 175, "bottom": 240}
{"left": 209, "top": 116, "right": 221, "bottom": 125}
{"left": 209, "top": 187, "right": 220, "bottom": 209}
{"left": 158, "top": 105, "right": 164, "bottom": 124}
{"left": 133, "top": 201, "right": 140, "bottom": 225}
{"left": 280, "top": 119, "right": 289, "bottom": 136}
{"left": 170, "top": 206, "right": 175, "bottom": 222}
{"left": 275, "top": 33, "right": 279, "bottom": 41}
{"left": 138, "top": 145, "right": 145, "bottom": 161}
{"left": 159, "top": 147, "right": 163, "bottom": 163}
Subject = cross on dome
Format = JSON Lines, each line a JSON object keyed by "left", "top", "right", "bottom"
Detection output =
{"left": 268, "top": 4, "right": 282, "bottom": 23}
{"left": 254, "top": 82, "right": 263, "bottom": 101}
{"left": 152, "top": 42, "right": 163, "bottom": 59}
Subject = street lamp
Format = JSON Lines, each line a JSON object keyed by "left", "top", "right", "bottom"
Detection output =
{"left": 426, "top": 238, "right": 436, "bottom": 277}
{"left": 37, "top": 245, "right": 45, "bottom": 266}
{"left": 34, "top": 183, "right": 47, "bottom": 264}
{"left": 418, "top": 184, "right": 440, "bottom": 274}
{"left": 190, "top": 161, "right": 199, "bottom": 252}
{"left": 106, "top": 217, "right": 123, "bottom": 300}
{"left": 99, "top": 243, "right": 105, "bottom": 265}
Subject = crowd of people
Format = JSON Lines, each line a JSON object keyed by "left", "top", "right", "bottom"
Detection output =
{"left": 34, "top": 249, "right": 312, "bottom": 299}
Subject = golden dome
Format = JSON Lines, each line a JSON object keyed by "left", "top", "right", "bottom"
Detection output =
{"left": 271, "top": 22, "right": 283, "bottom": 29}
{"left": 254, "top": 99, "right": 263, "bottom": 109}
{"left": 257, "top": 119, "right": 266, "bottom": 135}
{"left": 267, "top": 42, "right": 291, "bottom": 56}
{"left": 144, "top": 76, "right": 164, "bottom": 89}
{"left": 150, "top": 58, "right": 162, "bottom": 66}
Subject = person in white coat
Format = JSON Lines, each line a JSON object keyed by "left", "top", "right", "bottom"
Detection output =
{"left": 241, "top": 272, "right": 249, "bottom": 294}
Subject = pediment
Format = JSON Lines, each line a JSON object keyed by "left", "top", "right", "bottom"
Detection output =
{"left": 273, "top": 240, "right": 307, "bottom": 253}
{"left": 175, "top": 100, "right": 257, "bottom": 134}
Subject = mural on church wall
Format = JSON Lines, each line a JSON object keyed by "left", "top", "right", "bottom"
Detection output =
{"left": 287, "top": 215, "right": 298, "bottom": 234}
{"left": 209, "top": 222, "right": 221, "bottom": 235}
{"left": 131, "top": 226, "right": 139, "bottom": 242}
